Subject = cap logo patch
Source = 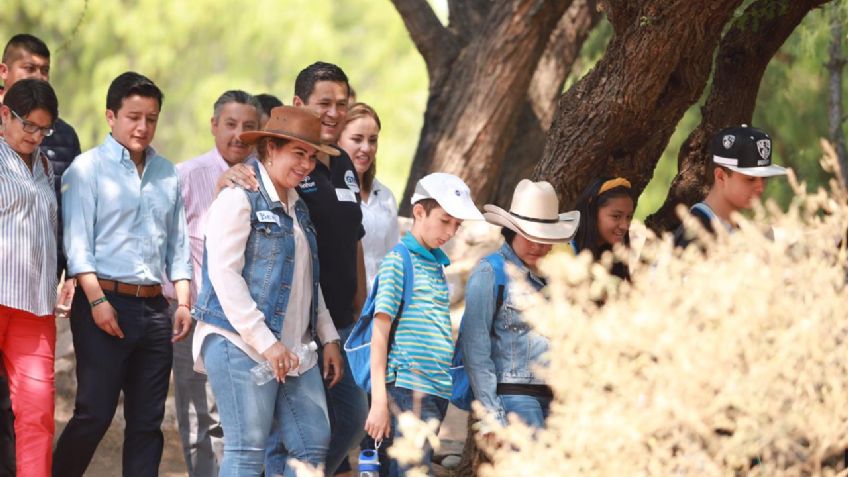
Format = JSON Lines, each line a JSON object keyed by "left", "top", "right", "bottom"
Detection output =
{"left": 756, "top": 139, "right": 771, "bottom": 160}
{"left": 722, "top": 135, "right": 735, "bottom": 149}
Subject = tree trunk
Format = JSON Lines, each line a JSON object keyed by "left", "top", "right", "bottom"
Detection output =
{"left": 394, "top": 0, "right": 573, "bottom": 215}
{"left": 645, "top": 0, "right": 833, "bottom": 232}
{"left": 533, "top": 0, "right": 745, "bottom": 209}
{"left": 492, "top": 0, "right": 603, "bottom": 207}
{"left": 827, "top": 4, "right": 848, "bottom": 186}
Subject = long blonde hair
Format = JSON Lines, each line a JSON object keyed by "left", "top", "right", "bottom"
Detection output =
{"left": 343, "top": 102, "right": 381, "bottom": 193}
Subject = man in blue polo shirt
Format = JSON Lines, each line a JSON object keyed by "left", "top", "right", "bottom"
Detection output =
{"left": 54, "top": 71, "right": 192, "bottom": 477}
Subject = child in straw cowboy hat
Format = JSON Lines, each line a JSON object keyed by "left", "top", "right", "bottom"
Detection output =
{"left": 460, "top": 179, "right": 580, "bottom": 433}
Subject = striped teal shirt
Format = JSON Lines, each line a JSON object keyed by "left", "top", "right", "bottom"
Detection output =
{"left": 375, "top": 232, "right": 453, "bottom": 399}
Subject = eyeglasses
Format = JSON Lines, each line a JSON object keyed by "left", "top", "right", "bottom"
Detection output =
{"left": 10, "top": 109, "right": 54, "bottom": 137}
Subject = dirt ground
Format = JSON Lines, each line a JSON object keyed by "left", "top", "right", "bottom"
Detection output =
{"left": 53, "top": 317, "right": 468, "bottom": 476}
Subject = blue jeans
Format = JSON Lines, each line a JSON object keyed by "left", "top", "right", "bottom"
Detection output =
{"left": 202, "top": 334, "right": 330, "bottom": 477}
{"left": 500, "top": 394, "right": 551, "bottom": 429}
{"left": 322, "top": 323, "right": 368, "bottom": 475}
{"left": 384, "top": 384, "right": 448, "bottom": 477}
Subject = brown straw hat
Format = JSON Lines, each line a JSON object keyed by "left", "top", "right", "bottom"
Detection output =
{"left": 239, "top": 106, "right": 339, "bottom": 156}
{"left": 483, "top": 179, "right": 580, "bottom": 244}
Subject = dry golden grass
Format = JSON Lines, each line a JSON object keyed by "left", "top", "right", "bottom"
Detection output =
{"left": 307, "top": 141, "right": 848, "bottom": 476}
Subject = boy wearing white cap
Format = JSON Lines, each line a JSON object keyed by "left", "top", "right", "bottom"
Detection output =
{"left": 363, "top": 173, "right": 483, "bottom": 476}
{"left": 674, "top": 125, "right": 788, "bottom": 248}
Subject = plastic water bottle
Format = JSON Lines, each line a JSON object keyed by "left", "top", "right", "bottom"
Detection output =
{"left": 250, "top": 341, "right": 318, "bottom": 385}
{"left": 357, "top": 448, "right": 380, "bottom": 477}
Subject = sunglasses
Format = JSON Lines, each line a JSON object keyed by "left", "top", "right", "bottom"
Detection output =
{"left": 10, "top": 109, "right": 54, "bottom": 137}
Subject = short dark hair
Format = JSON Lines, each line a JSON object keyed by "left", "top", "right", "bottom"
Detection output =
{"left": 413, "top": 198, "right": 441, "bottom": 217}
{"left": 2, "top": 34, "right": 50, "bottom": 64}
{"left": 294, "top": 62, "right": 350, "bottom": 103}
{"left": 501, "top": 227, "right": 517, "bottom": 246}
{"left": 106, "top": 71, "right": 163, "bottom": 113}
{"left": 213, "top": 90, "right": 261, "bottom": 120}
{"left": 3, "top": 78, "right": 58, "bottom": 122}
{"left": 707, "top": 162, "right": 733, "bottom": 187}
{"left": 255, "top": 93, "right": 283, "bottom": 117}
{"left": 256, "top": 137, "right": 290, "bottom": 162}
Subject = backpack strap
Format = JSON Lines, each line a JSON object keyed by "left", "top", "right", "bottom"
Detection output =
{"left": 482, "top": 252, "right": 508, "bottom": 317}
{"left": 387, "top": 242, "right": 415, "bottom": 348}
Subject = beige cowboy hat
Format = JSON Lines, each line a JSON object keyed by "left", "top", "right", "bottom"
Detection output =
{"left": 239, "top": 105, "right": 339, "bottom": 156}
{"left": 483, "top": 179, "right": 579, "bottom": 244}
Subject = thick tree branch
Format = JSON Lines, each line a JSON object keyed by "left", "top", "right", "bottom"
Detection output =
{"left": 448, "top": 0, "right": 490, "bottom": 44}
{"left": 645, "top": 0, "right": 832, "bottom": 232}
{"left": 493, "top": 0, "right": 603, "bottom": 206}
{"left": 400, "top": 0, "right": 573, "bottom": 214}
{"left": 535, "top": 0, "right": 744, "bottom": 209}
{"left": 391, "top": 0, "right": 458, "bottom": 75}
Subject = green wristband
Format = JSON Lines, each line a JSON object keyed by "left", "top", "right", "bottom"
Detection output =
{"left": 90, "top": 296, "right": 108, "bottom": 308}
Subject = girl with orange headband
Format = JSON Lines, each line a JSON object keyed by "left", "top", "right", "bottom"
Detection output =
{"left": 572, "top": 177, "right": 636, "bottom": 280}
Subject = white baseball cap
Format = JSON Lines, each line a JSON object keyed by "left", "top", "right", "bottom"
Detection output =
{"left": 410, "top": 173, "right": 484, "bottom": 221}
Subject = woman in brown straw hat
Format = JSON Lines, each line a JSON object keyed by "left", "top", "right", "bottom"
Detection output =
{"left": 191, "top": 106, "right": 344, "bottom": 476}
{"left": 458, "top": 179, "right": 579, "bottom": 433}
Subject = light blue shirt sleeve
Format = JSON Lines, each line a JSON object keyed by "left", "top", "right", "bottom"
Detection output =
{"left": 460, "top": 259, "right": 507, "bottom": 425}
{"left": 62, "top": 153, "right": 97, "bottom": 276}
{"left": 166, "top": 179, "right": 192, "bottom": 282}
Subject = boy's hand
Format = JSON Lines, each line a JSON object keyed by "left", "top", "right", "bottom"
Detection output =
{"left": 365, "top": 401, "right": 392, "bottom": 441}
{"left": 92, "top": 301, "right": 124, "bottom": 339}
{"left": 322, "top": 341, "right": 344, "bottom": 388}
{"left": 171, "top": 305, "right": 192, "bottom": 343}
{"left": 54, "top": 278, "right": 75, "bottom": 319}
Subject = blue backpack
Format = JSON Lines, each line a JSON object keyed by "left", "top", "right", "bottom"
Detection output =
{"left": 449, "top": 252, "right": 508, "bottom": 411}
{"left": 344, "top": 242, "right": 416, "bottom": 392}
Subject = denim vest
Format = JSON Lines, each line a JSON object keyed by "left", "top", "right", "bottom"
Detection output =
{"left": 193, "top": 162, "right": 320, "bottom": 339}
{"left": 462, "top": 243, "right": 549, "bottom": 387}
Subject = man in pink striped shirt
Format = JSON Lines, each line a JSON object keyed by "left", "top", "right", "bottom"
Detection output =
{"left": 162, "top": 90, "right": 262, "bottom": 477}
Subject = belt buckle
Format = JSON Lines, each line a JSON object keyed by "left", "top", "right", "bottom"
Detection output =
{"left": 134, "top": 284, "right": 143, "bottom": 297}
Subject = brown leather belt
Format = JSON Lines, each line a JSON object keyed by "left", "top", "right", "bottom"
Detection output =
{"left": 98, "top": 279, "right": 162, "bottom": 298}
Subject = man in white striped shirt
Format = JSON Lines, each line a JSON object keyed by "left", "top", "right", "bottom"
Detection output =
{"left": 161, "top": 90, "right": 262, "bottom": 477}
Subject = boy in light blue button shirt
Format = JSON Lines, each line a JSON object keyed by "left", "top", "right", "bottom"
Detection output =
{"left": 364, "top": 173, "right": 483, "bottom": 476}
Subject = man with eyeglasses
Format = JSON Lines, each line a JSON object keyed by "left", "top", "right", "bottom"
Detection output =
{"left": 0, "top": 33, "right": 81, "bottom": 475}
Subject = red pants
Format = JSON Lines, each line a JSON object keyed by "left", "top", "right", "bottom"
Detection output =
{"left": 0, "top": 305, "right": 56, "bottom": 477}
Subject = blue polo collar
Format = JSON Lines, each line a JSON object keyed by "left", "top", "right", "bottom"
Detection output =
{"left": 102, "top": 134, "right": 157, "bottom": 168}
{"left": 401, "top": 232, "right": 451, "bottom": 267}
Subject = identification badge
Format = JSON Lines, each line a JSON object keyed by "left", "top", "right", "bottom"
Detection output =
{"left": 336, "top": 188, "right": 357, "bottom": 203}
{"left": 256, "top": 211, "right": 280, "bottom": 225}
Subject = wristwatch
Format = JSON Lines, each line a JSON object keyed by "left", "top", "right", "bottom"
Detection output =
{"left": 324, "top": 339, "right": 341, "bottom": 347}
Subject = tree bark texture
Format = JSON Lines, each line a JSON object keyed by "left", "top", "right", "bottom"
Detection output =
{"left": 394, "top": 0, "right": 573, "bottom": 215}
{"left": 645, "top": 0, "right": 833, "bottom": 232}
{"left": 493, "top": 0, "right": 603, "bottom": 207}
{"left": 533, "top": 0, "right": 746, "bottom": 210}
{"left": 827, "top": 4, "right": 848, "bottom": 186}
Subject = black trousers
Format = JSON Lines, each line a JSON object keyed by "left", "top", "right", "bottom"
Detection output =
{"left": 0, "top": 369, "right": 14, "bottom": 477}
{"left": 52, "top": 291, "right": 173, "bottom": 477}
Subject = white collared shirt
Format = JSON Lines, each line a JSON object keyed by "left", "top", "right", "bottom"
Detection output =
{"left": 361, "top": 177, "right": 400, "bottom": 292}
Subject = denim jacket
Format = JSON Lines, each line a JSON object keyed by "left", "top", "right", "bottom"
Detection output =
{"left": 460, "top": 243, "right": 549, "bottom": 425}
{"left": 193, "top": 162, "right": 320, "bottom": 339}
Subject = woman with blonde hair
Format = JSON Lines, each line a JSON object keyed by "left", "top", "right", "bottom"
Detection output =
{"left": 338, "top": 103, "right": 399, "bottom": 293}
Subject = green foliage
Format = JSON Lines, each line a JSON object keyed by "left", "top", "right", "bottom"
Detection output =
{"left": 638, "top": 6, "right": 843, "bottom": 218}
{"left": 0, "top": 0, "right": 428, "bottom": 201}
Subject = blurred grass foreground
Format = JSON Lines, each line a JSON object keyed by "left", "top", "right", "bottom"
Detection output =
{"left": 380, "top": 140, "right": 848, "bottom": 477}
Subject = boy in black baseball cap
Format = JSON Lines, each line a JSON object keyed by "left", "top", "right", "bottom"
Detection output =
{"left": 674, "top": 124, "right": 787, "bottom": 248}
